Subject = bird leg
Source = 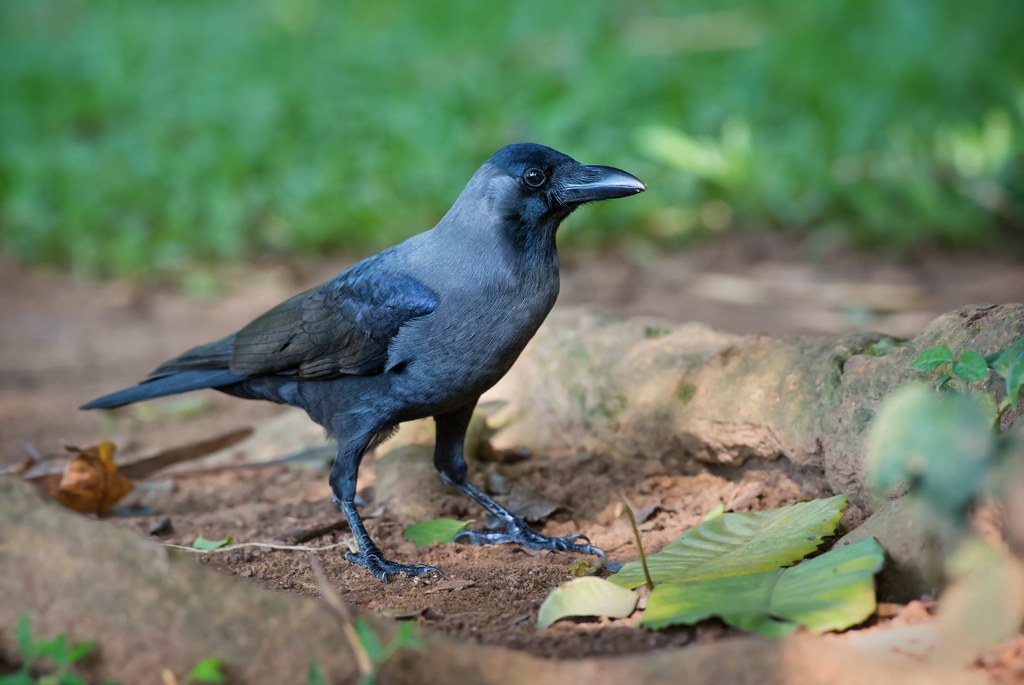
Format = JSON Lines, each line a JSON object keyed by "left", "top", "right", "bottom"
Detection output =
{"left": 329, "top": 431, "right": 440, "bottom": 581}
{"left": 433, "top": 404, "right": 605, "bottom": 558}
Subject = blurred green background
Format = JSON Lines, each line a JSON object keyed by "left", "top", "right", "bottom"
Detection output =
{"left": 1, "top": 0, "right": 1022, "bottom": 278}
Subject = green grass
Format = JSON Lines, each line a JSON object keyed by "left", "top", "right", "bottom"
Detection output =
{"left": 1, "top": 0, "right": 1022, "bottom": 277}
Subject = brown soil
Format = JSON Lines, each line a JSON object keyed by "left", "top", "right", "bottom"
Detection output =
{"left": 105, "top": 448, "right": 814, "bottom": 658}
{"left": 1, "top": 234, "right": 1022, "bottom": 668}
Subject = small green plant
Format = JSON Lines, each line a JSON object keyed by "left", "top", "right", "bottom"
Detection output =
{"left": 868, "top": 335, "right": 1024, "bottom": 540}
{"left": 182, "top": 658, "right": 226, "bottom": 684}
{"left": 352, "top": 619, "right": 422, "bottom": 685}
{"left": 0, "top": 614, "right": 115, "bottom": 685}
{"left": 910, "top": 336, "right": 1024, "bottom": 419}
{"left": 306, "top": 660, "right": 326, "bottom": 685}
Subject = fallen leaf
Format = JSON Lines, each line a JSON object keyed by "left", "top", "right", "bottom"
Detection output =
{"left": 640, "top": 538, "right": 885, "bottom": 635}
{"left": 537, "top": 577, "right": 639, "bottom": 628}
{"left": 51, "top": 441, "right": 133, "bottom": 515}
{"left": 403, "top": 518, "right": 474, "bottom": 547}
{"left": 611, "top": 494, "right": 848, "bottom": 589}
{"left": 635, "top": 503, "right": 677, "bottom": 523}
{"left": 424, "top": 578, "right": 477, "bottom": 594}
{"left": 507, "top": 485, "right": 562, "bottom": 522}
{"left": 192, "top": 535, "right": 233, "bottom": 550}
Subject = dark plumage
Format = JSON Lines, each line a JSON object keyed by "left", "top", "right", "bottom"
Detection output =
{"left": 83, "top": 143, "right": 645, "bottom": 580}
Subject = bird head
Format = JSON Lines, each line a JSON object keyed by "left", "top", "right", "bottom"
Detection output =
{"left": 481, "top": 143, "right": 646, "bottom": 230}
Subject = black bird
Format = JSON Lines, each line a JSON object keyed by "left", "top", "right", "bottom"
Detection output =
{"left": 82, "top": 143, "right": 646, "bottom": 580}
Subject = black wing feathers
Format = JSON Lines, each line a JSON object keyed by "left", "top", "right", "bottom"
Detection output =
{"left": 228, "top": 268, "right": 437, "bottom": 379}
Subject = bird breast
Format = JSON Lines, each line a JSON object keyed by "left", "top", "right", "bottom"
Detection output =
{"left": 385, "top": 268, "right": 558, "bottom": 408}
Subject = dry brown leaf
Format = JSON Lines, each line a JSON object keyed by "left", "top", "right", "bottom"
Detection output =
{"left": 51, "top": 441, "right": 133, "bottom": 515}
{"left": 424, "top": 578, "right": 477, "bottom": 594}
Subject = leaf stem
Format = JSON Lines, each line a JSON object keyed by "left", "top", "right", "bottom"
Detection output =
{"left": 162, "top": 540, "right": 353, "bottom": 554}
{"left": 620, "top": 495, "right": 654, "bottom": 592}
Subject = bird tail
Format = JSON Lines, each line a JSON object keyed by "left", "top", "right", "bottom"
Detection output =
{"left": 80, "top": 369, "right": 247, "bottom": 410}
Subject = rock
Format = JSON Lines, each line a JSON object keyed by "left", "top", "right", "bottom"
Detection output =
{"left": 485, "top": 304, "right": 1023, "bottom": 512}
{"left": 0, "top": 477, "right": 361, "bottom": 684}
{"left": 835, "top": 498, "right": 945, "bottom": 602}
{"left": 373, "top": 410, "right": 493, "bottom": 518}
{"left": 374, "top": 445, "right": 452, "bottom": 519}
{"left": 486, "top": 471, "right": 511, "bottom": 495}
{"left": 148, "top": 516, "right": 173, "bottom": 536}
{"left": 199, "top": 406, "right": 328, "bottom": 465}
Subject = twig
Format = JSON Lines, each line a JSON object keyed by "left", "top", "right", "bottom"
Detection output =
{"left": 119, "top": 427, "right": 254, "bottom": 479}
{"left": 310, "top": 556, "right": 374, "bottom": 678}
{"left": 162, "top": 540, "right": 353, "bottom": 554}
{"left": 620, "top": 494, "right": 655, "bottom": 592}
{"left": 18, "top": 438, "right": 45, "bottom": 464}
{"left": 277, "top": 519, "right": 349, "bottom": 545}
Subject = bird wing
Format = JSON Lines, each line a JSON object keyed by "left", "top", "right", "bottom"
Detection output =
{"left": 152, "top": 267, "right": 438, "bottom": 380}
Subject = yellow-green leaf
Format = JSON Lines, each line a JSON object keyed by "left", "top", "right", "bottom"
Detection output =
{"left": 537, "top": 577, "right": 639, "bottom": 628}
{"left": 610, "top": 495, "right": 847, "bottom": 589}
{"left": 641, "top": 538, "right": 884, "bottom": 634}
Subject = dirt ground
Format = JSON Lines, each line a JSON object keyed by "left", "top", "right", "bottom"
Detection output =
{"left": 106, "top": 446, "right": 816, "bottom": 658}
{"left": 1, "top": 234, "right": 1023, "bottom": 674}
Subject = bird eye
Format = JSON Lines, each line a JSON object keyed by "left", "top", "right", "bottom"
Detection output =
{"left": 523, "top": 167, "right": 547, "bottom": 188}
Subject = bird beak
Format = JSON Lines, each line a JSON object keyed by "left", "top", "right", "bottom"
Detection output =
{"left": 558, "top": 165, "right": 647, "bottom": 205}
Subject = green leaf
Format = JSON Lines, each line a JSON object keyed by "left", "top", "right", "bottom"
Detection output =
{"left": 991, "top": 337, "right": 1024, "bottom": 409}
{"left": 402, "top": 518, "right": 474, "bottom": 547}
{"left": 68, "top": 640, "right": 97, "bottom": 663}
{"left": 353, "top": 617, "right": 383, "bottom": 662}
{"left": 0, "top": 672, "right": 34, "bottom": 685}
{"left": 609, "top": 495, "right": 847, "bottom": 589}
{"left": 910, "top": 345, "right": 954, "bottom": 371}
{"left": 191, "top": 535, "right": 233, "bottom": 550}
{"left": 14, "top": 614, "right": 32, "bottom": 661}
{"left": 953, "top": 350, "right": 989, "bottom": 382}
{"left": 866, "top": 384, "right": 997, "bottom": 515}
{"left": 724, "top": 615, "right": 800, "bottom": 637}
{"left": 188, "top": 657, "right": 227, "bottom": 683}
{"left": 537, "top": 577, "right": 639, "bottom": 628}
{"left": 767, "top": 538, "right": 884, "bottom": 632}
{"left": 393, "top": 622, "right": 423, "bottom": 651}
{"left": 703, "top": 503, "right": 725, "bottom": 521}
{"left": 307, "top": 660, "right": 326, "bottom": 685}
{"left": 641, "top": 538, "right": 884, "bottom": 633}
{"left": 56, "top": 675, "right": 89, "bottom": 685}
{"left": 35, "top": 634, "right": 70, "bottom": 668}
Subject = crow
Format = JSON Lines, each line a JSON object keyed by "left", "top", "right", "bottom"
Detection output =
{"left": 83, "top": 143, "right": 646, "bottom": 580}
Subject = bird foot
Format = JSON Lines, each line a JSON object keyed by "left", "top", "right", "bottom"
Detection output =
{"left": 344, "top": 551, "right": 442, "bottom": 582}
{"left": 454, "top": 527, "right": 606, "bottom": 557}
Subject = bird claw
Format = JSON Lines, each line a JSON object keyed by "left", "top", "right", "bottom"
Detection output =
{"left": 344, "top": 551, "right": 442, "bottom": 582}
{"left": 454, "top": 528, "right": 606, "bottom": 558}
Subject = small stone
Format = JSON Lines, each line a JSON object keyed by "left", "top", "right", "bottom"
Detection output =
{"left": 486, "top": 471, "right": 510, "bottom": 495}
{"left": 835, "top": 497, "right": 944, "bottom": 602}
{"left": 148, "top": 516, "right": 173, "bottom": 536}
